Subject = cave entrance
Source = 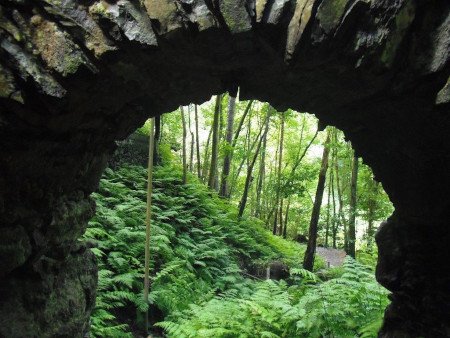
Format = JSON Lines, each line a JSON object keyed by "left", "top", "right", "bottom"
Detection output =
{"left": 0, "top": 0, "right": 449, "bottom": 337}
{"left": 87, "top": 98, "right": 395, "bottom": 336}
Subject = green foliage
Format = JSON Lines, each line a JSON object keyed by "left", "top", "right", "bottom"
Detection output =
{"left": 159, "top": 257, "right": 388, "bottom": 338}
{"left": 357, "top": 246, "right": 379, "bottom": 269}
{"left": 85, "top": 90, "right": 397, "bottom": 336}
{"left": 84, "top": 164, "right": 310, "bottom": 336}
{"left": 158, "top": 280, "right": 298, "bottom": 338}
{"left": 295, "top": 257, "right": 389, "bottom": 337}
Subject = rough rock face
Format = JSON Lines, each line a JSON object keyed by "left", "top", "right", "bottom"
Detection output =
{"left": 0, "top": 0, "right": 449, "bottom": 336}
{"left": 109, "top": 132, "right": 149, "bottom": 169}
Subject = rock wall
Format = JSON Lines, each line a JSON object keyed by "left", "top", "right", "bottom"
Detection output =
{"left": 0, "top": 0, "right": 449, "bottom": 336}
{"left": 108, "top": 132, "right": 149, "bottom": 169}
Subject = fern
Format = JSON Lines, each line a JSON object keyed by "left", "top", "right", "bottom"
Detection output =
{"left": 84, "top": 164, "right": 387, "bottom": 337}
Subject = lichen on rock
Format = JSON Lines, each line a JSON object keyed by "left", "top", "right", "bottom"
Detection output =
{"left": 255, "top": 0, "right": 268, "bottom": 22}
{"left": 30, "top": 15, "right": 97, "bottom": 76}
{"left": 143, "top": 0, "right": 182, "bottom": 34}
{"left": 41, "top": 0, "right": 116, "bottom": 57}
{"left": 436, "top": 76, "right": 450, "bottom": 105}
{"left": 316, "top": 0, "right": 351, "bottom": 35}
{"left": 380, "top": 1, "right": 416, "bottom": 68}
{"left": 285, "top": 0, "right": 314, "bottom": 61}
{"left": 90, "top": 0, "right": 157, "bottom": 46}
{"left": 182, "top": 1, "right": 217, "bottom": 31}
{"left": 0, "top": 38, "right": 66, "bottom": 97}
{"left": 0, "top": 6, "right": 22, "bottom": 42}
{"left": 219, "top": 0, "right": 252, "bottom": 33}
{"left": 0, "top": 64, "right": 16, "bottom": 98}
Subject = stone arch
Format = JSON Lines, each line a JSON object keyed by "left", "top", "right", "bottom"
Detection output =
{"left": 0, "top": 1, "right": 449, "bottom": 336}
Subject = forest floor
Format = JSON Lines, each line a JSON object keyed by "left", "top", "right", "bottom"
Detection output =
{"left": 316, "top": 247, "right": 347, "bottom": 267}
{"left": 86, "top": 164, "right": 388, "bottom": 337}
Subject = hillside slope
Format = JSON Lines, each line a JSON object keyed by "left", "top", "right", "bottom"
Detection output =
{"left": 83, "top": 164, "right": 387, "bottom": 337}
{"left": 83, "top": 165, "right": 315, "bottom": 336}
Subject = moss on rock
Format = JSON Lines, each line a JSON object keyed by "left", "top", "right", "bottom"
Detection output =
{"left": 0, "top": 65, "right": 16, "bottom": 99}
{"left": 316, "top": 0, "right": 350, "bottom": 34}
{"left": 220, "top": 0, "right": 252, "bottom": 33}
{"left": 31, "top": 15, "right": 95, "bottom": 76}
{"left": 143, "top": 0, "right": 181, "bottom": 33}
{"left": 381, "top": 1, "right": 416, "bottom": 68}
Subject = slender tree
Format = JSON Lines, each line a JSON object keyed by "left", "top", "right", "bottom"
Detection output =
{"left": 208, "top": 95, "right": 222, "bottom": 190}
{"left": 334, "top": 132, "right": 348, "bottom": 250}
{"left": 281, "top": 126, "right": 319, "bottom": 195}
{"left": 278, "top": 198, "right": 284, "bottom": 236}
{"left": 231, "top": 100, "right": 253, "bottom": 147}
{"left": 220, "top": 90, "right": 237, "bottom": 197}
{"left": 266, "top": 136, "right": 282, "bottom": 227}
{"left": 266, "top": 124, "right": 318, "bottom": 229}
{"left": 282, "top": 197, "right": 291, "bottom": 238}
{"left": 303, "top": 129, "right": 331, "bottom": 271}
{"left": 264, "top": 153, "right": 276, "bottom": 228}
{"left": 153, "top": 115, "right": 161, "bottom": 165}
{"left": 277, "top": 113, "right": 286, "bottom": 236}
{"left": 238, "top": 113, "right": 270, "bottom": 218}
{"left": 331, "top": 146, "right": 338, "bottom": 248}
{"left": 201, "top": 127, "right": 212, "bottom": 182}
{"left": 272, "top": 111, "right": 285, "bottom": 235}
{"left": 325, "top": 165, "right": 332, "bottom": 247}
{"left": 143, "top": 117, "right": 155, "bottom": 333}
{"left": 194, "top": 104, "right": 201, "bottom": 178}
{"left": 230, "top": 109, "right": 263, "bottom": 197}
{"left": 348, "top": 151, "right": 359, "bottom": 258}
{"left": 181, "top": 106, "right": 187, "bottom": 184}
{"left": 188, "top": 105, "right": 194, "bottom": 173}
{"left": 331, "top": 165, "right": 339, "bottom": 249}
{"left": 255, "top": 115, "right": 269, "bottom": 217}
{"left": 366, "top": 181, "right": 378, "bottom": 249}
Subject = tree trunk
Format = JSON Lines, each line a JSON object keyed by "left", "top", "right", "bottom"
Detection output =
{"left": 272, "top": 111, "right": 285, "bottom": 235}
{"left": 367, "top": 182, "right": 377, "bottom": 249}
{"left": 219, "top": 96, "right": 225, "bottom": 143}
{"left": 278, "top": 198, "right": 284, "bottom": 236}
{"left": 232, "top": 100, "right": 253, "bottom": 148}
{"left": 238, "top": 114, "right": 270, "bottom": 219}
{"left": 367, "top": 213, "right": 374, "bottom": 249}
{"left": 325, "top": 165, "right": 332, "bottom": 247}
{"left": 180, "top": 106, "right": 187, "bottom": 184}
{"left": 281, "top": 125, "right": 319, "bottom": 194}
{"left": 219, "top": 92, "right": 236, "bottom": 197}
{"left": 143, "top": 117, "right": 155, "bottom": 333}
{"left": 188, "top": 105, "right": 194, "bottom": 173}
{"left": 265, "top": 168, "right": 276, "bottom": 229}
{"left": 230, "top": 109, "right": 260, "bottom": 197}
{"left": 334, "top": 132, "right": 348, "bottom": 251}
{"left": 208, "top": 95, "right": 221, "bottom": 190}
{"left": 331, "top": 156, "right": 338, "bottom": 249}
{"left": 201, "top": 126, "right": 212, "bottom": 182}
{"left": 194, "top": 104, "right": 201, "bottom": 178}
{"left": 271, "top": 139, "right": 280, "bottom": 235}
{"left": 255, "top": 116, "right": 269, "bottom": 217}
{"left": 282, "top": 197, "right": 290, "bottom": 238}
{"left": 153, "top": 115, "right": 161, "bottom": 166}
{"left": 303, "top": 129, "right": 331, "bottom": 271}
{"left": 190, "top": 131, "right": 194, "bottom": 172}
{"left": 348, "top": 152, "right": 359, "bottom": 258}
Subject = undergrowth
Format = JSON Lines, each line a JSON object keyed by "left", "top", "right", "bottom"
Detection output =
{"left": 84, "top": 164, "right": 388, "bottom": 337}
{"left": 159, "top": 258, "right": 388, "bottom": 338}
